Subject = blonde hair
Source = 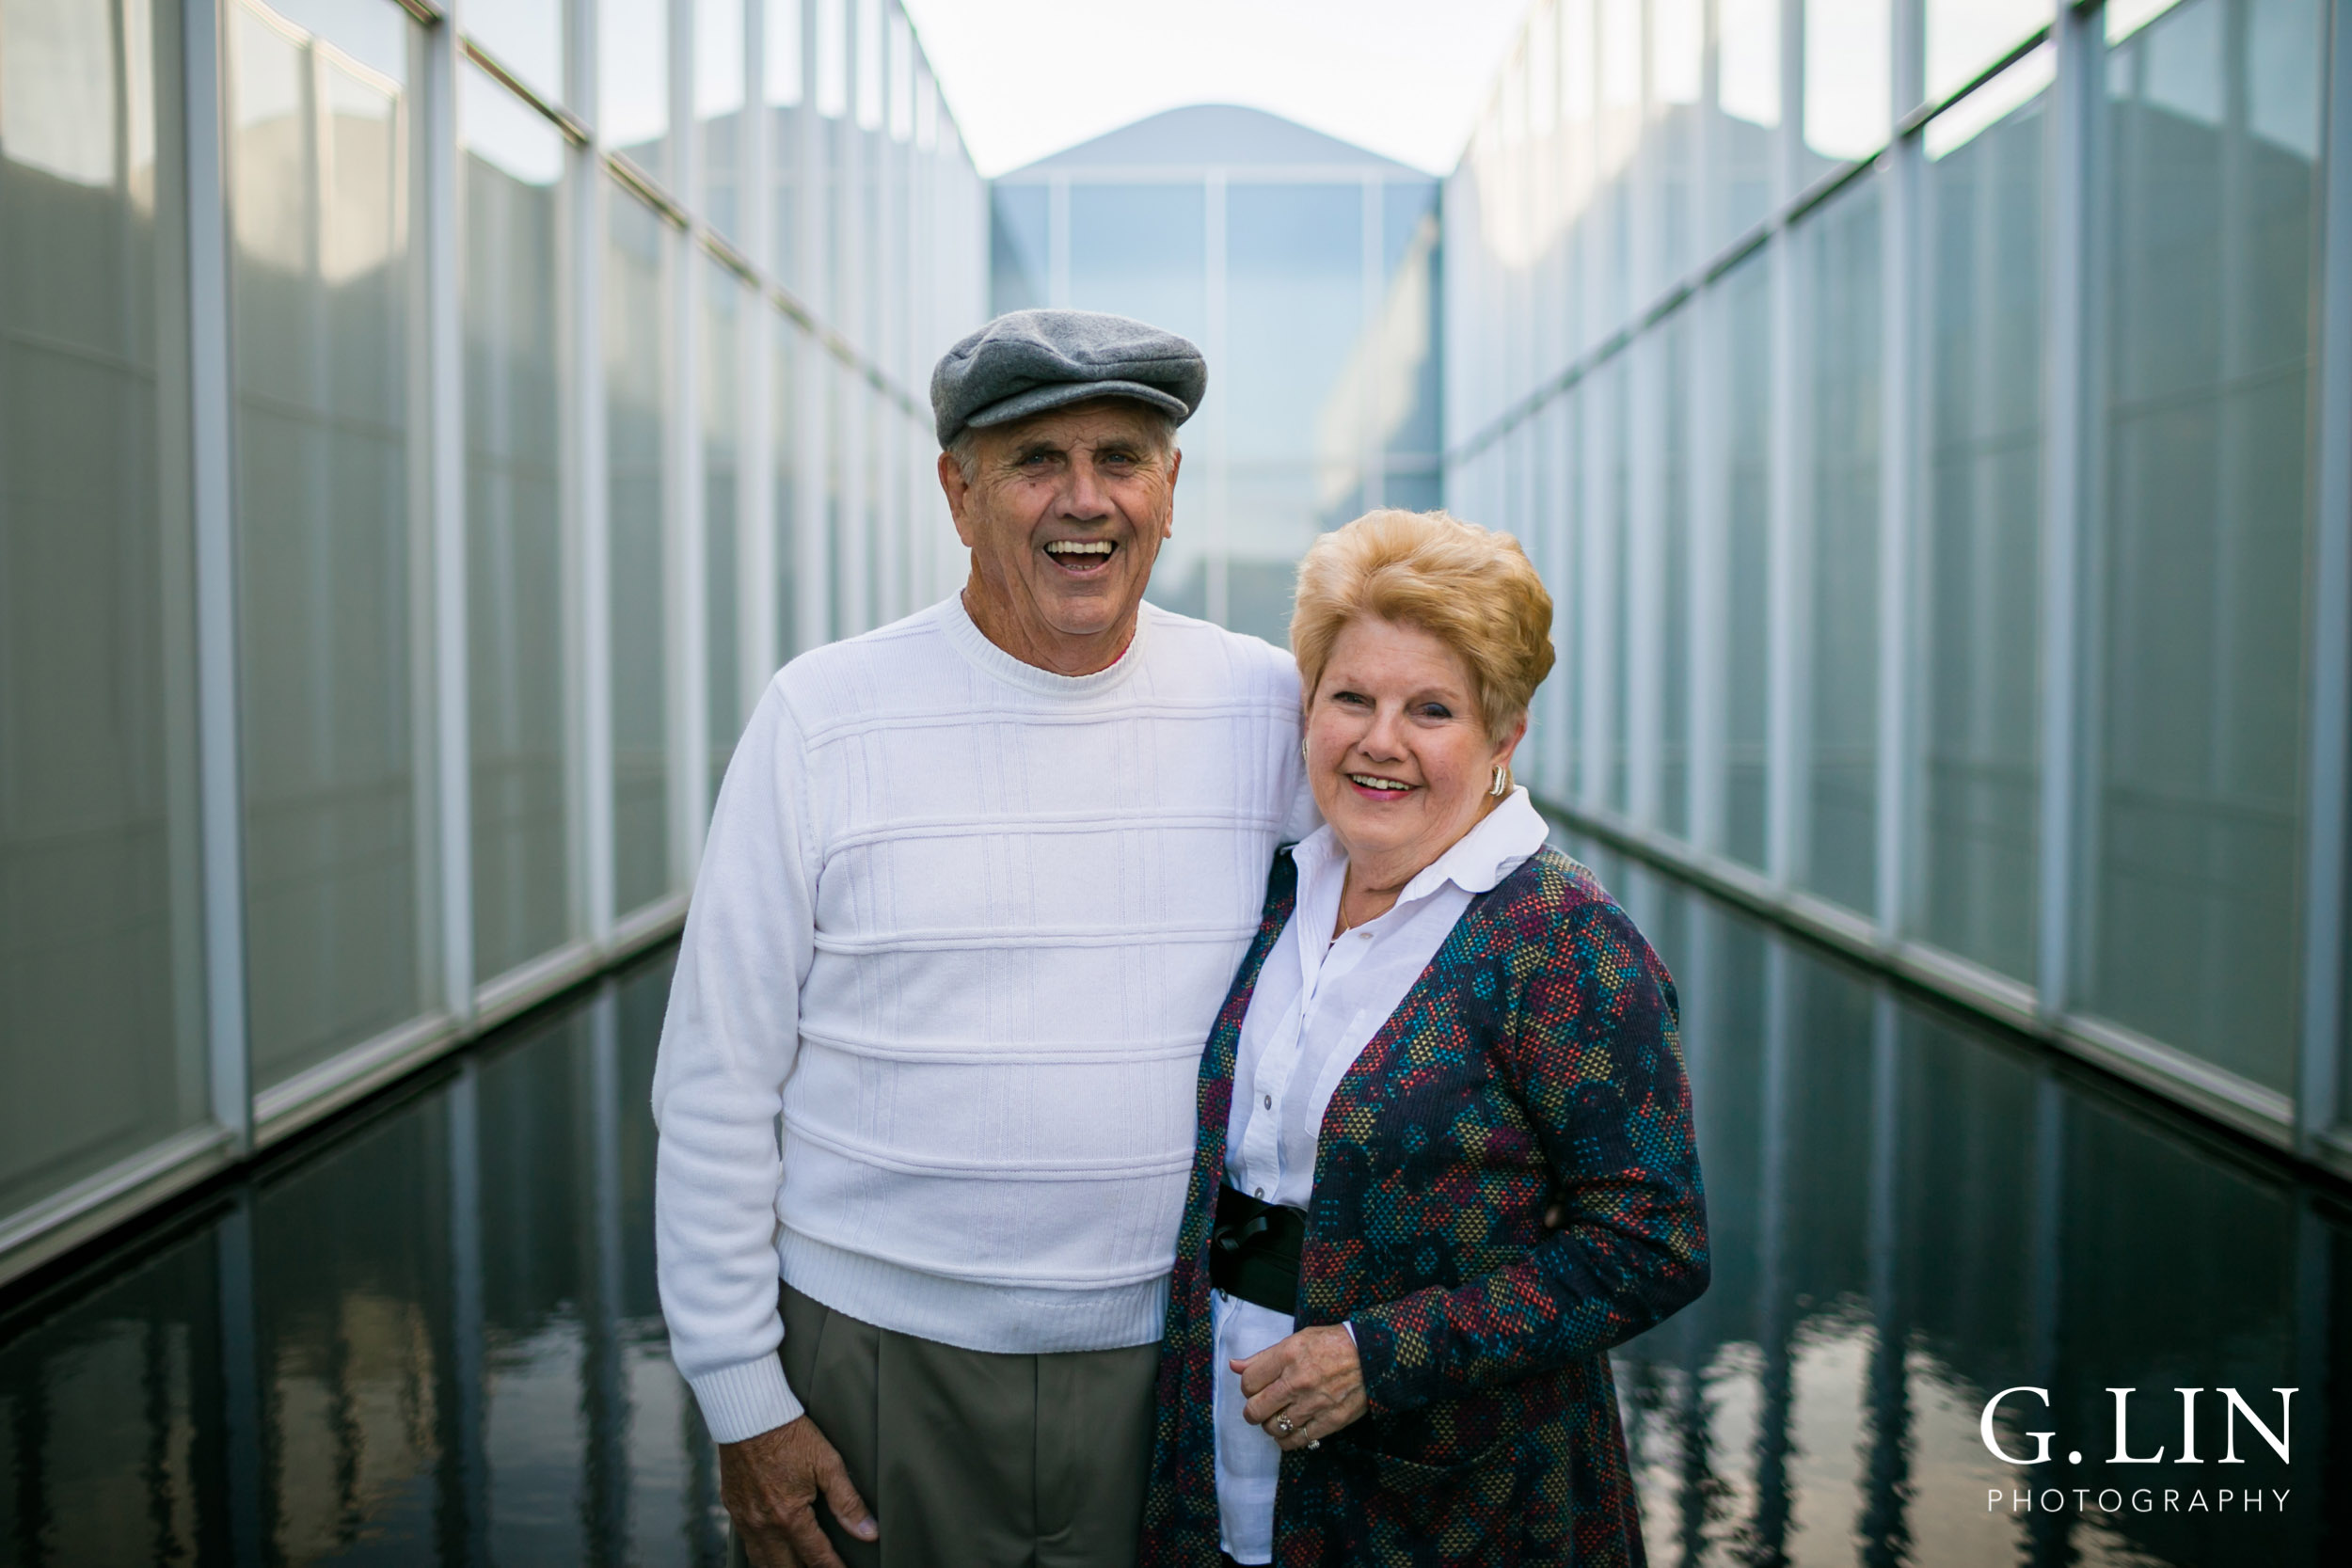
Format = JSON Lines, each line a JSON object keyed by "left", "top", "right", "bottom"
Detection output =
{"left": 1290, "top": 509, "right": 1555, "bottom": 742}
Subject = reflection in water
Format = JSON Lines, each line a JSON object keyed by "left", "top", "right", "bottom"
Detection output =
{"left": 2, "top": 851, "right": 2348, "bottom": 1564}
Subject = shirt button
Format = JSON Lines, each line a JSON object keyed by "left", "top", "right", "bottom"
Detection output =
{"left": 1254, "top": 1186, "right": 1264, "bottom": 1198}
{"left": 1263, "top": 1094, "right": 1273, "bottom": 1109}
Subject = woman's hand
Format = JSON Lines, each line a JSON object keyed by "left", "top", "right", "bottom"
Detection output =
{"left": 1233, "top": 1324, "right": 1368, "bottom": 1451}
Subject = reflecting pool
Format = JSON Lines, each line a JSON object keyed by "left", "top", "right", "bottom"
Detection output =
{"left": 2, "top": 841, "right": 2347, "bottom": 1565}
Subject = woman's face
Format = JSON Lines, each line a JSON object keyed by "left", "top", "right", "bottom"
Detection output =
{"left": 1305, "top": 617, "right": 1523, "bottom": 882}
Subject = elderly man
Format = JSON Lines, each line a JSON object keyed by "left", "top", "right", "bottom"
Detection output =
{"left": 653, "top": 310, "right": 1312, "bottom": 1568}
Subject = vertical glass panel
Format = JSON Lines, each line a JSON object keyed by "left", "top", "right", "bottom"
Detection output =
{"left": 1720, "top": 254, "right": 1772, "bottom": 869}
{"left": 704, "top": 259, "right": 740, "bottom": 806}
{"left": 1596, "top": 0, "right": 1640, "bottom": 325}
{"left": 991, "top": 185, "right": 1045, "bottom": 318}
{"left": 1653, "top": 0, "right": 1704, "bottom": 284}
{"left": 599, "top": 0, "right": 669, "bottom": 176}
{"left": 231, "top": 0, "right": 431, "bottom": 1087}
{"left": 1717, "top": 0, "right": 1781, "bottom": 242}
{"left": 1927, "top": 0, "right": 2051, "bottom": 105}
{"left": 1375, "top": 190, "right": 1443, "bottom": 513}
{"left": 772, "top": 311, "right": 799, "bottom": 660}
{"left": 0, "top": 0, "right": 207, "bottom": 1212}
{"left": 697, "top": 0, "right": 745, "bottom": 242}
{"left": 1916, "top": 55, "right": 2046, "bottom": 982}
{"left": 1800, "top": 179, "right": 1881, "bottom": 913}
{"left": 768, "top": 0, "right": 801, "bottom": 289}
{"left": 1659, "top": 309, "right": 1693, "bottom": 837}
{"left": 1067, "top": 182, "right": 1207, "bottom": 348}
{"left": 466, "top": 0, "right": 564, "bottom": 107}
{"left": 462, "top": 65, "right": 571, "bottom": 985}
{"left": 1227, "top": 182, "right": 1362, "bottom": 643}
{"left": 1553, "top": 391, "right": 1584, "bottom": 794}
{"left": 1556, "top": 0, "right": 1592, "bottom": 357}
{"left": 1602, "top": 354, "right": 1630, "bottom": 812}
{"left": 1805, "top": 0, "right": 1891, "bottom": 165}
{"left": 813, "top": 0, "right": 846, "bottom": 119}
{"left": 2087, "top": 0, "right": 2321, "bottom": 1090}
{"left": 608, "top": 182, "right": 671, "bottom": 915}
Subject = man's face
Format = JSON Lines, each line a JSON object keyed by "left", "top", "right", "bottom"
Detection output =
{"left": 940, "top": 400, "right": 1180, "bottom": 658}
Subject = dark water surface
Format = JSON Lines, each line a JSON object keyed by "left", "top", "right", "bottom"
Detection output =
{"left": 3, "top": 841, "right": 2347, "bottom": 1566}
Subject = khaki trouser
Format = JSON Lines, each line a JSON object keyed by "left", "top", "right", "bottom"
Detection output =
{"left": 728, "top": 1282, "right": 1160, "bottom": 1568}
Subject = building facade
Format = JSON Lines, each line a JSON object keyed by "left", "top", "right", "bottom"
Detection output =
{"left": 990, "top": 104, "right": 1443, "bottom": 647}
{"left": 1444, "top": 0, "right": 2352, "bottom": 1170}
{"left": 0, "top": 0, "right": 987, "bottom": 1283}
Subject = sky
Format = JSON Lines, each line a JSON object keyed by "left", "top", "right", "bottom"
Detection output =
{"left": 898, "top": 0, "right": 1534, "bottom": 177}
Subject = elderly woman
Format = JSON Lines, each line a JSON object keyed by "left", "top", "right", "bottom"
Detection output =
{"left": 1138, "top": 510, "right": 1708, "bottom": 1567}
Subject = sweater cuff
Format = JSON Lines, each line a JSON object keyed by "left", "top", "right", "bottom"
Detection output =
{"left": 690, "top": 1354, "right": 804, "bottom": 1444}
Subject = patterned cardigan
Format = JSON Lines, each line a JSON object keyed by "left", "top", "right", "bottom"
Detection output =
{"left": 1139, "top": 845, "right": 1708, "bottom": 1568}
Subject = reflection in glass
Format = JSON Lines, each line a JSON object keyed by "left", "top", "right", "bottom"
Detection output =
{"left": 609, "top": 183, "right": 672, "bottom": 915}
{"left": 463, "top": 65, "right": 571, "bottom": 984}
{"left": 1926, "top": 0, "right": 2051, "bottom": 105}
{"left": 1719, "top": 256, "right": 1771, "bottom": 869}
{"left": 600, "top": 0, "right": 669, "bottom": 175}
{"left": 1802, "top": 180, "right": 1880, "bottom": 914}
{"left": 230, "top": 0, "right": 430, "bottom": 1086}
{"left": 1804, "top": 0, "right": 1891, "bottom": 164}
{"left": 705, "top": 260, "right": 741, "bottom": 805}
{"left": 3, "top": 866, "right": 2335, "bottom": 1563}
{"left": 2087, "top": 0, "right": 2320, "bottom": 1090}
{"left": 0, "top": 0, "right": 207, "bottom": 1215}
{"left": 465, "top": 0, "right": 564, "bottom": 107}
{"left": 1917, "top": 61, "right": 2045, "bottom": 982}
{"left": 1068, "top": 182, "right": 1206, "bottom": 349}
{"left": 989, "top": 184, "right": 1046, "bottom": 317}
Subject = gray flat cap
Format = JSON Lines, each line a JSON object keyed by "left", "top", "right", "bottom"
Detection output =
{"left": 931, "top": 309, "right": 1206, "bottom": 448}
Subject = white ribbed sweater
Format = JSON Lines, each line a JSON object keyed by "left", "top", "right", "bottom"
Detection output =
{"left": 652, "top": 595, "right": 1311, "bottom": 1443}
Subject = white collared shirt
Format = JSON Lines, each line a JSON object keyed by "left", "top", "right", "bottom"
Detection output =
{"left": 1211, "top": 789, "right": 1550, "bottom": 1563}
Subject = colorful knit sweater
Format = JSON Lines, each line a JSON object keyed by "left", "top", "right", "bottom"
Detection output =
{"left": 1139, "top": 845, "right": 1710, "bottom": 1567}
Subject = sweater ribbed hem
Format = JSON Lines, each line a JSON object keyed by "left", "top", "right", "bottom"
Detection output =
{"left": 689, "top": 1354, "right": 804, "bottom": 1444}
{"left": 778, "top": 1233, "right": 1171, "bottom": 1354}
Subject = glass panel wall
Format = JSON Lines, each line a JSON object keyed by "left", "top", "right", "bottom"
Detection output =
{"left": 607, "top": 182, "right": 671, "bottom": 918}
{"left": 1445, "top": 0, "right": 2345, "bottom": 1148}
{"left": 1802, "top": 177, "right": 1881, "bottom": 913}
{"left": 230, "top": 0, "right": 432, "bottom": 1089}
{"left": 0, "top": 0, "right": 987, "bottom": 1277}
{"left": 0, "top": 0, "right": 206, "bottom": 1215}
{"left": 462, "top": 64, "right": 571, "bottom": 986}
{"left": 2085, "top": 0, "right": 2322, "bottom": 1093}
{"left": 1915, "top": 50, "right": 2048, "bottom": 983}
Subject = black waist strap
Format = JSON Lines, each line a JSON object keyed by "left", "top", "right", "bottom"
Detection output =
{"left": 1211, "top": 1184, "right": 1305, "bottom": 1317}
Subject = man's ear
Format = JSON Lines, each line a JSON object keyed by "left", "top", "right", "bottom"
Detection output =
{"left": 938, "top": 450, "right": 978, "bottom": 548}
{"left": 1161, "top": 447, "right": 1182, "bottom": 539}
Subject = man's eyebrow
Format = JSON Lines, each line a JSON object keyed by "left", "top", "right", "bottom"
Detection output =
{"left": 1005, "top": 440, "right": 1063, "bottom": 463}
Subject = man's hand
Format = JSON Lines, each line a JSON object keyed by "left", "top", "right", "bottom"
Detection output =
{"left": 718, "top": 1415, "right": 877, "bottom": 1568}
{"left": 1232, "top": 1323, "right": 1368, "bottom": 1451}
